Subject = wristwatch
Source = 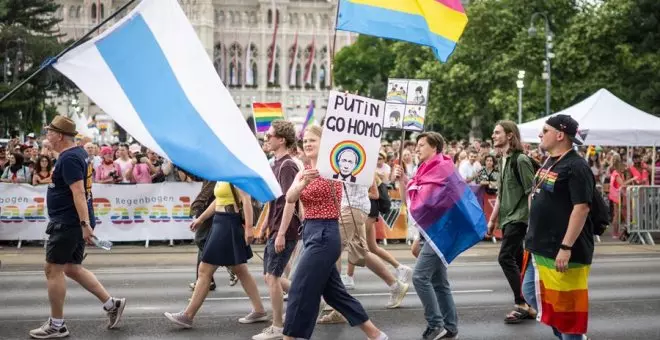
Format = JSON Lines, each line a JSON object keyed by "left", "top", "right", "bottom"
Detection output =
{"left": 559, "top": 244, "right": 572, "bottom": 251}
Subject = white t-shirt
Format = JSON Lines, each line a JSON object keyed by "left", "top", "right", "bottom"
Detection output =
{"left": 114, "top": 158, "right": 133, "bottom": 183}
{"left": 458, "top": 160, "right": 479, "bottom": 184}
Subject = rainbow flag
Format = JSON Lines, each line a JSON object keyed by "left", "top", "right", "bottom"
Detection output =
{"left": 253, "top": 102, "right": 284, "bottom": 133}
{"left": 336, "top": 0, "right": 468, "bottom": 62}
{"left": 533, "top": 255, "right": 590, "bottom": 335}
{"left": 407, "top": 153, "right": 486, "bottom": 264}
{"left": 403, "top": 114, "right": 424, "bottom": 131}
{"left": 299, "top": 100, "right": 315, "bottom": 139}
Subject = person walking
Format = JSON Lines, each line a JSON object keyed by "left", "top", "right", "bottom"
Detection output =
{"left": 252, "top": 120, "right": 301, "bottom": 340}
{"left": 393, "top": 132, "right": 458, "bottom": 340}
{"left": 487, "top": 120, "right": 538, "bottom": 323}
{"left": 522, "top": 114, "right": 594, "bottom": 340}
{"left": 282, "top": 125, "right": 388, "bottom": 340}
{"left": 29, "top": 116, "right": 126, "bottom": 339}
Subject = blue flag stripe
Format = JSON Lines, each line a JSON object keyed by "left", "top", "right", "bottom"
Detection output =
{"left": 95, "top": 14, "right": 274, "bottom": 201}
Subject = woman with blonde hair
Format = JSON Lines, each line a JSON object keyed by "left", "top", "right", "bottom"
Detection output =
{"left": 283, "top": 125, "right": 388, "bottom": 340}
{"left": 608, "top": 153, "right": 635, "bottom": 238}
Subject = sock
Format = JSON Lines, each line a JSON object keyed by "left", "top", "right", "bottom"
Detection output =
{"left": 103, "top": 297, "right": 115, "bottom": 310}
{"left": 389, "top": 282, "right": 399, "bottom": 290}
{"left": 50, "top": 318, "right": 64, "bottom": 328}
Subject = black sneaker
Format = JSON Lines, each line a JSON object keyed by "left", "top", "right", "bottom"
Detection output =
{"left": 421, "top": 327, "right": 444, "bottom": 340}
{"left": 438, "top": 328, "right": 458, "bottom": 339}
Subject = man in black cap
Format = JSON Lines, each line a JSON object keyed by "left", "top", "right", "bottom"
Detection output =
{"left": 29, "top": 115, "right": 126, "bottom": 339}
{"left": 521, "top": 114, "right": 594, "bottom": 339}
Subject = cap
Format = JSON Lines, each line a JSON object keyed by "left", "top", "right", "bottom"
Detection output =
{"left": 129, "top": 143, "right": 141, "bottom": 154}
{"left": 100, "top": 146, "right": 113, "bottom": 156}
{"left": 545, "top": 114, "right": 583, "bottom": 145}
{"left": 27, "top": 133, "right": 35, "bottom": 138}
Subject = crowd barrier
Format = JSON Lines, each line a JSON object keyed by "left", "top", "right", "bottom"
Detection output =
{"left": 0, "top": 182, "right": 202, "bottom": 245}
{"left": 626, "top": 186, "right": 660, "bottom": 245}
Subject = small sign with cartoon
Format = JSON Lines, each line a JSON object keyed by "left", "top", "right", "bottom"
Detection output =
{"left": 384, "top": 78, "right": 430, "bottom": 131}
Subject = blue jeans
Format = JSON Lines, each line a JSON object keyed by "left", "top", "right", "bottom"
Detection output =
{"left": 522, "top": 260, "right": 585, "bottom": 340}
{"left": 412, "top": 242, "right": 458, "bottom": 333}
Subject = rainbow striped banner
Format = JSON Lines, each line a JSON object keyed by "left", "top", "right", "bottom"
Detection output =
{"left": 337, "top": 0, "right": 468, "bottom": 62}
{"left": 252, "top": 102, "right": 284, "bottom": 133}
{"left": 533, "top": 255, "right": 590, "bottom": 335}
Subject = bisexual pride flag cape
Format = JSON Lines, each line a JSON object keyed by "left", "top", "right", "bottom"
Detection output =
{"left": 52, "top": 0, "right": 281, "bottom": 203}
{"left": 407, "top": 153, "right": 487, "bottom": 264}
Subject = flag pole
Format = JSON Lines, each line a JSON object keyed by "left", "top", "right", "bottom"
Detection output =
{"left": 329, "top": 0, "right": 341, "bottom": 88}
{"left": 0, "top": 0, "right": 138, "bottom": 105}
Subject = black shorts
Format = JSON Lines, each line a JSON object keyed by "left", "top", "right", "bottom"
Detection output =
{"left": 46, "top": 222, "right": 85, "bottom": 265}
{"left": 368, "top": 200, "right": 380, "bottom": 218}
{"left": 263, "top": 238, "right": 297, "bottom": 277}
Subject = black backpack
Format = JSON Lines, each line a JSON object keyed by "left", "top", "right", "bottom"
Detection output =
{"left": 511, "top": 152, "right": 541, "bottom": 187}
{"left": 376, "top": 182, "right": 391, "bottom": 214}
{"left": 588, "top": 175, "right": 609, "bottom": 236}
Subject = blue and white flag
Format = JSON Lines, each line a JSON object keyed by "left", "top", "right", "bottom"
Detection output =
{"left": 53, "top": 0, "right": 281, "bottom": 202}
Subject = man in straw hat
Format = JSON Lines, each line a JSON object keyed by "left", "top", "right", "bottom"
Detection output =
{"left": 29, "top": 115, "right": 126, "bottom": 339}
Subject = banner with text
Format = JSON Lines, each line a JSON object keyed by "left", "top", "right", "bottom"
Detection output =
{"left": 0, "top": 182, "right": 202, "bottom": 242}
{"left": 318, "top": 91, "right": 385, "bottom": 186}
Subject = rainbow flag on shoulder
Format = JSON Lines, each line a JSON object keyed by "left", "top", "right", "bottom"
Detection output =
{"left": 533, "top": 255, "right": 590, "bottom": 334}
{"left": 336, "top": 0, "right": 468, "bottom": 62}
{"left": 407, "top": 153, "right": 487, "bottom": 264}
{"left": 253, "top": 102, "right": 284, "bottom": 133}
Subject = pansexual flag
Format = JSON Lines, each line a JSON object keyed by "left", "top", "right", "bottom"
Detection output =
{"left": 533, "top": 255, "right": 590, "bottom": 334}
{"left": 407, "top": 153, "right": 487, "bottom": 264}
{"left": 253, "top": 102, "right": 284, "bottom": 133}
{"left": 337, "top": 0, "right": 468, "bottom": 62}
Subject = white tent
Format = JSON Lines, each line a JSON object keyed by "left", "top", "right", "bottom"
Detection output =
{"left": 518, "top": 89, "right": 660, "bottom": 146}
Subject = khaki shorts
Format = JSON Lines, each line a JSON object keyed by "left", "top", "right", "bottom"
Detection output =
{"left": 338, "top": 207, "right": 369, "bottom": 267}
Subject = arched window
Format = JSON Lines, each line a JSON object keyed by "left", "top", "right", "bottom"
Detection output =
{"left": 306, "top": 64, "right": 317, "bottom": 89}
{"left": 267, "top": 9, "right": 272, "bottom": 25}
{"left": 91, "top": 3, "right": 97, "bottom": 19}
{"left": 229, "top": 43, "right": 242, "bottom": 86}
{"left": 69, "top": 6, "right": 75, "bottom": 18}
{"left": 276, "top": 10, "right": 280, "bottom": 24}
{"left": 76, "top": 6, "right": 82, "bottom": 18}
{"left": 245, "top": 44, "right": 258, "bottom": 87}
{"left": 213, "top": 43, "right": 225, "bottom": 84}
{"left": 100, "top": 3, "right": 105, "bottom": 19}
{"left": 250, "top": 62, "right": 258, "bottom": 87}
{"left": 274, "top": 63, "right": 280, "bottom": 85}
{"left": 295, "top": 64, "right": 302, "bottom": 88}
{"left": 267, "top": 45, "right": 281, "bottom": 87}
{"left": 319, "top": 65, "right": 327, "bottom": 89}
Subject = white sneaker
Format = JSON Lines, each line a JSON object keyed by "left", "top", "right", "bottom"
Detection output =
{"left": 29, "top": 319, "right": 69, "bottom": 339}
{"left": 239, "top": 310, "right": 269, "bottom": 324}
{"left": 341, "top": 275, "right": 355, "bottom": 290}
{"left": 396, "top": 265, "right": 413, "bottom": 284}
{"left": 386, "top": 281, "right": 409, "bottom": 309}
{"left": 252, "top": 325, "right": 284, "bottom": 340}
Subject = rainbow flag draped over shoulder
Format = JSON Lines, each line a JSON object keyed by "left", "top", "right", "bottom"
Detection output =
{"left": 253, "top": 102, "right": 284, "bottom": 133}
{"left": 533, "top": 254, "right": 590, "bottom": 334}
{"left": 407, "top": 154, "right": 487, "bottom": 264}
{"left": 337, "top": 0, "right": 468, "bottom": 62}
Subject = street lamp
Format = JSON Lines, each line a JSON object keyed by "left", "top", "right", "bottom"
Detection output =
{"left": 528, "top": 12, "right": 554, "bottom": 116}
{"left": 516, "top": 70, "right": 525, "bottom": 124}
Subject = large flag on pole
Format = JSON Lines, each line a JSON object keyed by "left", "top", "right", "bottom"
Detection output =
{"left": 336, "top": 0, "right": 468, "bottom": 62}
{"left": 407, "top": 153, "right": 487, "bottom": 264}
{"left": 267, "top": 0, "right": 279, "bottom": 84}
{"left": 289, "top": 32, "right": 298, "bottom": 87}
{"left": 52, "top": 0, "right": 281, "bottom": 202}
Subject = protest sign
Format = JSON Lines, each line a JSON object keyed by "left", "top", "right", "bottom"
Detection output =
{"left": 318, "top": 91, "right": 385, "bottom": 186}
{"left": 384, "top": 78, "right": 430, "bottom": 131}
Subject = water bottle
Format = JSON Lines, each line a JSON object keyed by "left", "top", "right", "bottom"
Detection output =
{"left": 92, "top": 236, "right": 113, "bottom": 251}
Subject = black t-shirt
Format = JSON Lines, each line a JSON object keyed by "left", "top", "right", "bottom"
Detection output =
{"left": 526, "top": 150, "right": 595, "bottom": 264}
{"left": 267, "top": 155, "right": 301, "bottom": 241}
{"left": 47, "top": 147, "right": 95, "bottom": 228}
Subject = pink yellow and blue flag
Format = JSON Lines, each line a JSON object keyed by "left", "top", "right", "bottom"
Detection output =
{"left": 407, "top": 153, "right": 487, "bottom": 263}
{"left": 299, "top": 100, "right": 315, "bottom": 139}
{"left": 336, "top": 0, "right": 468, "bottom": 62}
{"left": 253, "top": 102, "right": 284, "bottom": 133}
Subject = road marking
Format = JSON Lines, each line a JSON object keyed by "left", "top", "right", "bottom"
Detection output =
{"left": 200, "top": 289, "right": 493, "bottom": 302}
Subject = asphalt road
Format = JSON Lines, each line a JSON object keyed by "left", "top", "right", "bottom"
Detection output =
{"left": 1, "top": 254, "right": 659, "bottom": 340}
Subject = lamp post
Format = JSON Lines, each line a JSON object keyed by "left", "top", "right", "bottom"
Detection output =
{"left": 528, "top": 12, "right": 554, "bottom": 116}
{"left": 516, "top": 70, "right": 525, "bottom": 124}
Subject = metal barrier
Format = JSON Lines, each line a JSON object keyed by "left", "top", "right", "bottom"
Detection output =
{"left": 626, "top": 186, "right": 660, "bottom": 245}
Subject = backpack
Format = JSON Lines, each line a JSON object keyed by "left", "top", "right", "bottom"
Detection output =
{"left": 588, "top": 174, "right": 609, "bottom": 236}
{"left": 376, "top": 182, "right": 391, "bottom": 214}
{"left": 510, "top": 152, "right": 541, "bottom": 188}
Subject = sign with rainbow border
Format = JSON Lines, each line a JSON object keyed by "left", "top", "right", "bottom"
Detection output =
{"left": 317, "top": 91, "right": 385, "bottom": 186}
{"left": 384, "top": 78, "right": 430, "bottom": 132}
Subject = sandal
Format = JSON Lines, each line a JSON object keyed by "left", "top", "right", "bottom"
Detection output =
{"left": 504, "top": 307, "right": 534, "bottom": 324}
{"left": 317, "top": 311, "right": 346, "bottom": 324}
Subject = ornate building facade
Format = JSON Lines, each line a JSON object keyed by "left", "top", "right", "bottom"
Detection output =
{"left": 53, "top": 0, "right": 355, "bottom": 133}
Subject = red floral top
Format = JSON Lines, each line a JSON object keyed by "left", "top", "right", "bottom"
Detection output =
{"left": 300, "top": 166, "right": 342, "bottom": 220}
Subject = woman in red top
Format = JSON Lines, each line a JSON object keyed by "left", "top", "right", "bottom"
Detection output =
{"left": 282, "top": 125, "right": 388, "bottom": 340}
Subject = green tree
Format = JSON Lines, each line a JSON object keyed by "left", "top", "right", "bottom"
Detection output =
{"left": 0, "top": 0, "right": 70, "bottom": 136}
{"left": 332, "top": 35, "right": 396, "bottom": 100}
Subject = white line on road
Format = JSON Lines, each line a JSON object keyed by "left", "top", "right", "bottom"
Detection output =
{"left": 201, "top": 289, "right": 493, "bottom": 302}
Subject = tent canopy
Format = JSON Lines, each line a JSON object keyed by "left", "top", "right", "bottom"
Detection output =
{"left": 518, "top": 89, "right": 660, "bottom": 146}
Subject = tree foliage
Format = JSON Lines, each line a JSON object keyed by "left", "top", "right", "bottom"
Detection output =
{"left": 0, "top": 0, "right": 71, "bottom": 136}
{"left": 333, "top": 0, "right": 660, "bottom": 140}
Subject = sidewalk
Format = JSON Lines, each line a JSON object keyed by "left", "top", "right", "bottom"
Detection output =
{"left": 1, "top": 240, "right": 658, "bottom": 271}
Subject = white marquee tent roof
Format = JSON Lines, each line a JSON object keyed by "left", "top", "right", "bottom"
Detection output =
{"left": 518, "top": 89, "right": 660, "bottom": 146}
